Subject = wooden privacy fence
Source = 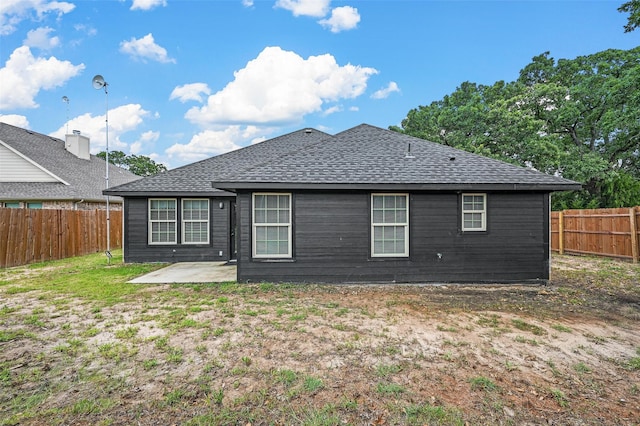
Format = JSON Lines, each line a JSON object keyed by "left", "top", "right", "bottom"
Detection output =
{"left": 0, "top": 208, "right": 123, "bottom": 268}
{"left": 551, "top": 207, "right": 640, "bottom": 263}
{"left": 3, "top": 206, "right": 637, "bottom": 267}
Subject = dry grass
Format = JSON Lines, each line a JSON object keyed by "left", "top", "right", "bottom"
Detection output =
{"left": 1, "top": 252, "right": 639, "bottom": 425}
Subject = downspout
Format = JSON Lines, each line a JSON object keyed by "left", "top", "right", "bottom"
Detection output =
{"left": 122, "top": 199, "right": 126, "bottom": 262}
{"left": 548, "top": 193, "right": 551, "bottom": 281}
{"left": 74, "top": 199, "right": 85, "bottom": 210}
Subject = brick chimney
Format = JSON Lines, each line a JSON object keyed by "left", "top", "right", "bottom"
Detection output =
{"left": 65, "top": 130, "right": 90, "bottom": 160}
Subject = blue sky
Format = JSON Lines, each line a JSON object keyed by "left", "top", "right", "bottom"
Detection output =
{"left": 1, "top": 0, "right": 637, "bottom": 169}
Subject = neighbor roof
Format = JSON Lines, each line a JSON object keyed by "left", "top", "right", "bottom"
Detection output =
{"left": 105, "top": 127, "right": 332, "bottom": 196}
{"left": 211, "top": 124, "right": 581, "bottom": 192}
{"left": 0, "top": 122, "right": 139, "bottom": 202}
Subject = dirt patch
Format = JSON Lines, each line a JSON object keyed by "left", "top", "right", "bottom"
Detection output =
{"left": 1, "top": 255, "right": 639, "bottom": 425}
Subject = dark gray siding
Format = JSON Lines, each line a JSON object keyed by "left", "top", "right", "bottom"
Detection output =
{"left": 236, "top": 191, "right": 550, "bottom": 283}
{"left": 123, "top": 197, "right": 232, "bottom": 263}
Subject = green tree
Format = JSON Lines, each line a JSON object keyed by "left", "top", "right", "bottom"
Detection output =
{"left": 619, "top": 0, "right": 640, "bottom": 32}
{"left": 97, "top": 150, "right": 167, "bottom": 176}
{"left": 99, "top": 150, "right": 128, "bottom": 168}
{"left": 394, "top": 47, "right": 640, "bottom": 210}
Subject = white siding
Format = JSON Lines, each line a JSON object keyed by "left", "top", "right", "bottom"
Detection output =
{"left": 0, "top": 144, "right": 60, "bottom": 182}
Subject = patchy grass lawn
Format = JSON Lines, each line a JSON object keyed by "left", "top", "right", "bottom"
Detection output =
{"left": 0, "top": 252, "right": 638, "bottom": 425}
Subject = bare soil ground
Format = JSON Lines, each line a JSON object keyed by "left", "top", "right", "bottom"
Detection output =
{"left": 1, "top": 254, "right": 639, "bottom": 425}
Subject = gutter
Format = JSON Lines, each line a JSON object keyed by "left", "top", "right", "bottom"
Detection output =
{"left": 210, "top": 182, "right": 583, "bottom": 192}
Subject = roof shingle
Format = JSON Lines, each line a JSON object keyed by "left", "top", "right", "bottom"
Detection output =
{"left": 212, "top": 124, "right": 580, "bottom": 191}
{"left": 105, "top": 127, "right": 331, "bottom": 196}
{"left": 0, "top": 122, "right": 139, "bottom": 202}
{"left": 106, "top": 123, "right": 580, "bottom": 195}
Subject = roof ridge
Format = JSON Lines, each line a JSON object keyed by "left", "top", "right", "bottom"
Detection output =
{"left": 210, "top": 123, "right": 580, "bottom": 189}
{"left": 0, "top": 122, "right": 66, "bottom": 143}
{"left": 138, "top": 127, "right": 333, "bottom": 177}
{"left": 213, "top": 129, "right": 336, "bottom": 182}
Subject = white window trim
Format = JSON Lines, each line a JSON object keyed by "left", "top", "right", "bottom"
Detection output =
{"left": 148, "top": 198, "right": 177, "bottom": 245}
{"left": 371, "top": 193, "right": 409, "bottom": 258}
{"left": 462, "top": 193, "right": 487, "bottom": 232}
{"left": 252, "top": 193, "right": 292, "bottom": 259}
{"left": 181, "top": 198, "right": 210, "bottom": 245}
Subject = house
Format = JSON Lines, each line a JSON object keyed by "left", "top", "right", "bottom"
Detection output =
{"left": 104, "top": 127, "right": 331, "bottom": 263}
{"left": 106, "top": 124, "right": 581, "bottom": 283}
{"left": 0, "top": 122, "right": 139, "bottom": 210}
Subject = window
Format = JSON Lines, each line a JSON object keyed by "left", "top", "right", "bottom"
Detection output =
{"left": 27, "top": 202, "right": 42, "bottom": 209}
{"left": 252, "top": 193, "right": 291, "bottom": 258}
{"left": 371, "top": 194, "right": 409, "bottom": 257}
{"left": 149, "top": 199, "right": 177, "bottom": 244}
{"left": 3, "top": 202, "right": 20, "bottom": 208}
{"left": 182, "top": 199, "right": 209, "bottom": 244}
{"left": 462, "top": 193, "right": 486, "bottom": 231}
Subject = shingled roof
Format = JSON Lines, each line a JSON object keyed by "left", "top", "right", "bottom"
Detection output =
{"left": 106, "top": 123, "right": 580, "bottom": 196}
{"left": 211, "top": 124, "right": 580, "bottom": 192}
{"left": 0, "top": 122, "right": 139, "bottom": 202}
{"left": 105, "top": 127, "right": 331, "bottom": 196}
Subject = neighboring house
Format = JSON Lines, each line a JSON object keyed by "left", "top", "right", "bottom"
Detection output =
{"left": 0, "top": 122, "right": 139, "bottom": 210}
{"left": 106, "top": 124, "right": 581, "bottom": 284}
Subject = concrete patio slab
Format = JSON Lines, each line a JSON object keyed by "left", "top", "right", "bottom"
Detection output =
{"left": 128, "top": 262, "right": 236, "bottom": 284}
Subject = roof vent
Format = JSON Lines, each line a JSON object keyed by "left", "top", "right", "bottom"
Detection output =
{"left": 404, "top": 143, "right": 415, "bottom": 159}
{"left": 72, "top": 129, "right": 81, "bottom": 135}
{"left": 304, "top": 129, "right": 312, "bottom": 134}
{"left": 450, "top": 156, "right": 456, "bottom": 161}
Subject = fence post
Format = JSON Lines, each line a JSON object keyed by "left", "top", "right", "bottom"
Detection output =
{"left": 558, "top": 211, "right": 565, "bottom": 255}
{"left": 631, "top": 207, "right": 639, "bottom": 264}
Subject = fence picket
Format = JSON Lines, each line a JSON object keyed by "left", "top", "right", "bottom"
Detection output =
{"left": 631, "top": 207, "right": 639, "bottom": 264}
{"left": 0, "top": 208, "right": 123, "bottom": 268}
{"left": 551, "top": 206, "right": 640, "bottom": 262}
{"left": 3, "top": 206, "right": 638, "bottom": 267}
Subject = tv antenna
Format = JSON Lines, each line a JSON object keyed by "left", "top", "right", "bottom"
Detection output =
{"left": 92, "top": 74, "right": 111, "bottom": 265}
{"left": 61, "top": 96, "right": 69, "bottom": 134}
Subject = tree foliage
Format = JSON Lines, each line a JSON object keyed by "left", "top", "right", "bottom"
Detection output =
{"left": 393, "top": 47, "right": 640, "bottom": 210}
{"left": 97, "top": 151, "right": 167, "bottom": 177}
{"left": 619, "top": 0, "right": 640, "bottom": 32}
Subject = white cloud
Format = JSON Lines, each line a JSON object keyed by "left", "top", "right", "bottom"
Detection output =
{"left": 319, "top": 6, "right": 360, "bottom": 33}
{"left": 170, "top": 83, "right": 211, "bottom": 103}
{"left": 140, "top": 130, "right": 160, "bottom": 142}
{"left": 130, "top": 142, "right": 143, "bottom": 154}
{"left": 130, "top": 0, "right": 167, "bottom": 11}
{"left": 0, "top": 114, "right": 30, "bottom": 128}
{"left": 242, "top": 0, "right": 254, "bottom": 7}
{"left": 69, "top": 24, "right": 96, "bottom": 48}
{"left": 0, "top": 0, "right": 75, "bottom": 35}
{"left": 0, "top": 46, "right": 85, "bottom": 110}
{"left": 23, "top": 26, "right": 59, "bottom": 50}
{"left": 250, "top": 135, "right": 267, "bottom": 145}
{"left": 119, "top": 33, "right": 176, "bottom": 64}
{"left": 50, "top": 104, "right": 151, "bottom": 153}
{"left": 165, "top": 126, "right": 248, "bottom": 163}
{"left": 130, "top": 130, "right": 159, "bottom": 154}
{"left": 371, "top": 81, "right": 400, "bottom": 99}
{"left": 322, "top": 105, "right": 342, "bottom": 116}
{"left": 147, "top": 152, "right": 162, "bottom": 163}
{"left": 275, "top": 0, "right": 330, "bottom": 17}
{"left": 74, "top": 23, "right": 97, "bottom": 37}
{"left": 185, "top": 46, "right": 377, "bottom": 126}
